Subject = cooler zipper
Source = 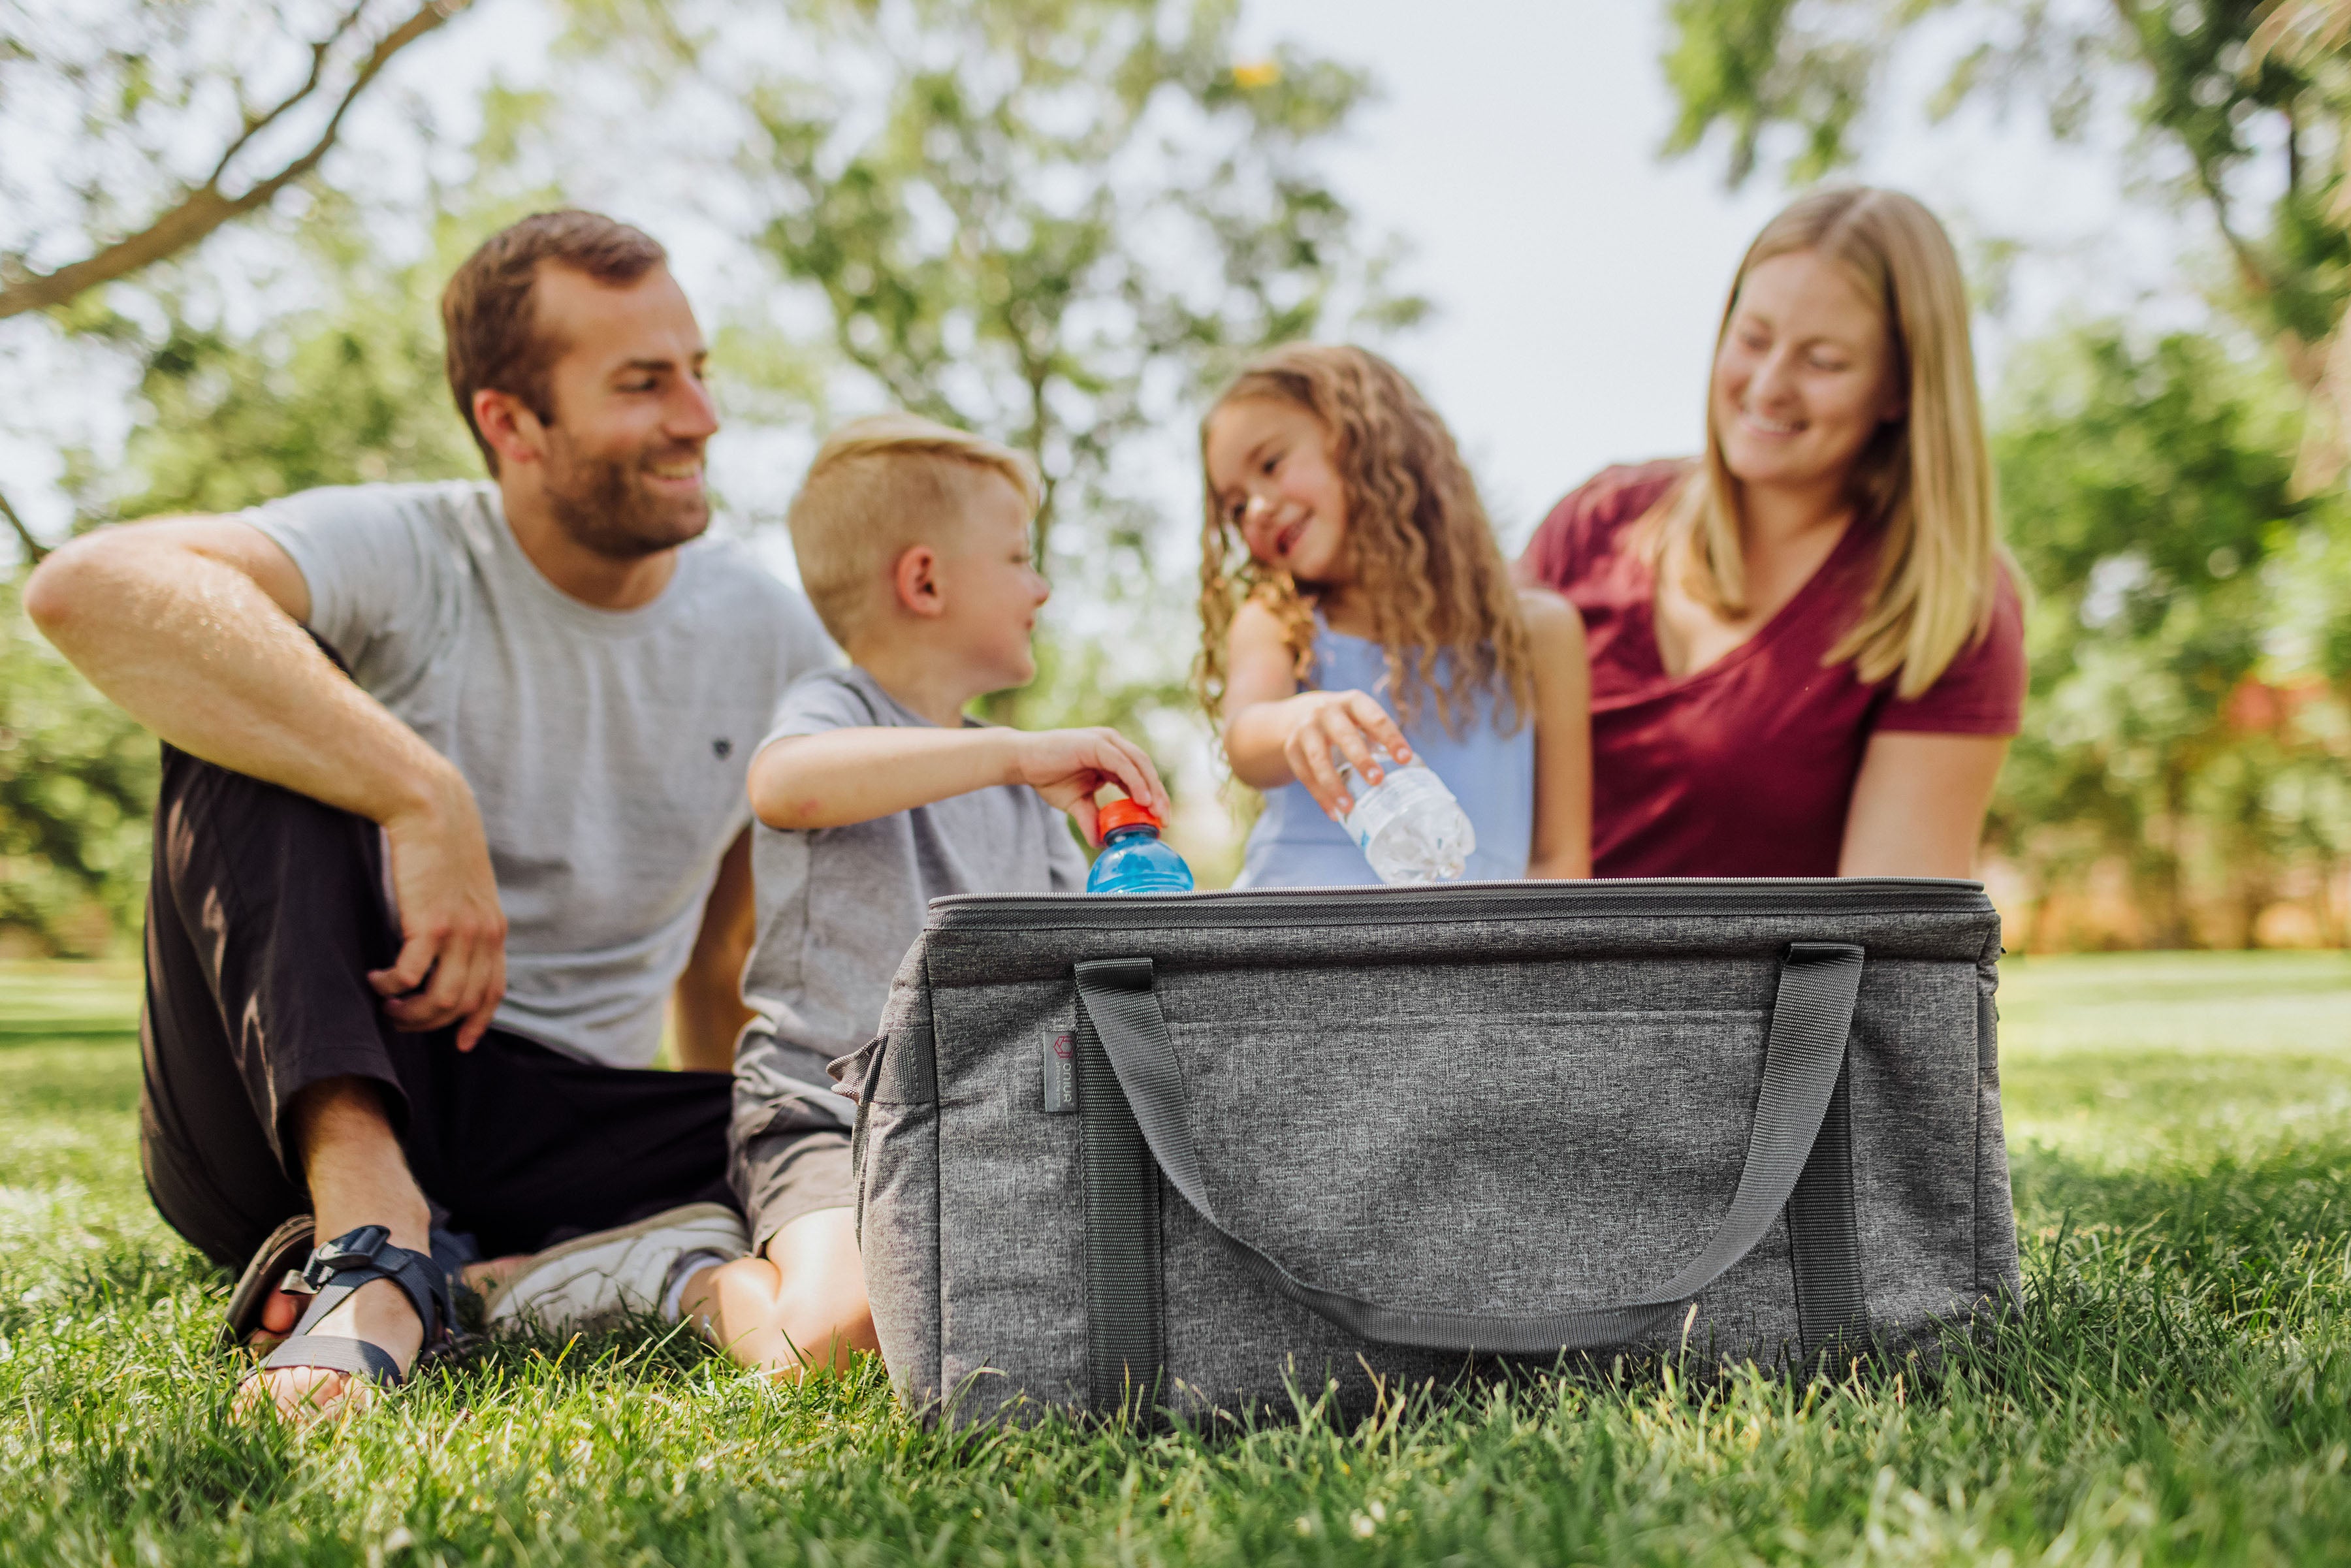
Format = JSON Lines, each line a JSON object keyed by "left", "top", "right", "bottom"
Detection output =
{"left": 927, "top": 876, "right": 1992, "bottom": 933}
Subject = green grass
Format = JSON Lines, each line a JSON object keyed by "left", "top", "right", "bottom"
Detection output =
{"left": 5, "top": 952, "right": 2351, "bottom": 1565}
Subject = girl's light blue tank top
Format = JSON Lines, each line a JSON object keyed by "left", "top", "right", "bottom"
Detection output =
{"left": 1234, "top": 621, "right": 1535, "bottom": 888}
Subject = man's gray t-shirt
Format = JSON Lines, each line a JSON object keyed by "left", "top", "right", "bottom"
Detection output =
{"left": 735, "top": 667, "right": 1088, "bottom": 1125}
{"left": 248, "top": 479, "right": 835, "bottom": 1068}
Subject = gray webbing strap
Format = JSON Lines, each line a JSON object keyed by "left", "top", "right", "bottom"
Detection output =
{"left": 1072, "top": 942, "right": 1866, "bottom": 1364}
{"left": 1785, "top": 1061, "right": 1868, "bottom": 1360}
{"left": 1076, "top": 983, "right": 1163, "bottom": 1416}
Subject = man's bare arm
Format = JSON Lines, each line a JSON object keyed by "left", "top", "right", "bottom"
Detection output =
{"left": 671, "top": 827, "right": 757, "bottom": 1073}
{"left": 24, "top": 517, "right": 508, "bottom": 1046}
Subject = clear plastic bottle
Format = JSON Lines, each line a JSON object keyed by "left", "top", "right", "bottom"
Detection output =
{"left": 1085, "top": 799, "right": 1196, "bottom": 894}
{"left": 1337, "top": 753, "right": 1477, "bottom": 884}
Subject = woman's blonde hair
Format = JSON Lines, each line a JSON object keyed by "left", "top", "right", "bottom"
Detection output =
{"left": 1194, "top": 344, "right": 1533, "bottom": 736}
{"left": 1659, "top": 186, "right": 2004, "bottom": 698}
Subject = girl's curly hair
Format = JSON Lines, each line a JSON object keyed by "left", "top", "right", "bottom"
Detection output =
{"left": 1194, "top": 343, "right": 1534, "bottom": 739}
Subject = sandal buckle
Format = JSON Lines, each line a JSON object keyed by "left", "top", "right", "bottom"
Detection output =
{"left": 302, "top": 1223, "right": 392, "bottom": 1288}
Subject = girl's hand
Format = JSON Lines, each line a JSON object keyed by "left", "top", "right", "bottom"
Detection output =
{"left": 1279, "top": 690, "right": 1413, "bottom": 820}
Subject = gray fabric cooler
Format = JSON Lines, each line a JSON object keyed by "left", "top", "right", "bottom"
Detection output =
{"left": 844, "top": 878, "right": 2018, "bottom": 1426}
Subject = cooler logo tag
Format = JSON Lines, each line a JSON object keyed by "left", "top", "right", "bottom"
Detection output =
{"left": 1042, "top": 1029, "right": 1076, "bottom": 1114}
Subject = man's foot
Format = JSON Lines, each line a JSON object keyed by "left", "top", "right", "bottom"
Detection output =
{"left": 234, "top": 1275, "right": 426, "bottom": 1422}
{"left": 232, "top": 1226, "right": 453, "bottom": 1424}
{"left": 485, "top": 1202, "right": 750, "bottom": 1334}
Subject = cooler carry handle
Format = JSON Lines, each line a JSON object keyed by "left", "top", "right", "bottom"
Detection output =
{"left": 1072, "top": 943, "right": 1866, "bottom": 1390}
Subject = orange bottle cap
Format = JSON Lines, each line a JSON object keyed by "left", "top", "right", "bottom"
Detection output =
{"left": 1097, "top": 799, "right": 1162, "bottom": 835}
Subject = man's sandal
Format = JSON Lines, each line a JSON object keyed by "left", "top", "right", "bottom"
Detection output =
{"left": 220, "top": 1213, "right": 317, "bottom": 1352}
{"left": 237, "top": 1224, "right": 455, "bottom": 1392}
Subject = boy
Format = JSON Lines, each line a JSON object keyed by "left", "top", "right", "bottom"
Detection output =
{"left": 676, "top": 413, "right": 1169, "bottom": 1375}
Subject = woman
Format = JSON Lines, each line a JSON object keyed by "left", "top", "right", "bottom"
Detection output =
{"left": 1520, "top": 186, "right": 2024, "bottom": 878}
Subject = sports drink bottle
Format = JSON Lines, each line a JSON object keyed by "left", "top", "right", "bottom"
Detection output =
{"left": 1085, "top": 799, "right": 1196, "bottom": 894}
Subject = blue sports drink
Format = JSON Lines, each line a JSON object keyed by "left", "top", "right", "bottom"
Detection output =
{"left": 1085, "top": 799, "right": 1195, "bottom": 894}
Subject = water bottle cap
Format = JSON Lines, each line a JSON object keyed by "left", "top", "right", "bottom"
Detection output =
{"left": 1097, "top": 799, "right": 1162, "bottom": 835}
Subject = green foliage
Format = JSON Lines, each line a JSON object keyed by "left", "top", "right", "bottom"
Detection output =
{"left": 67, "top": 235, "right": 485, "bottom": 524}
{"left": 0, "top": 584, "right": 155, "bottom": 955}
{"left": 7, "top": 952, "right": 2351, "bottom": 1561}
{"left": 1660, "top": 0, "right": 1870, "bottom": 185}
{"left": 1987, "top": 326, "right": 2351, "bottom": 946}
{"left": 719, "top": 0, "right": 1418, "bottom": 729}
{"left": 1657, "top": 1, "right": 2351, "bottom": 366}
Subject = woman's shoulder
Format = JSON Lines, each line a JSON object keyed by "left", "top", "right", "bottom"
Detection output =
{"left": 1520, "top": 458, "right": 1693, "bottom": 589}
{"left": 1879, "top": 554, "right": 2029, "bottom": 734}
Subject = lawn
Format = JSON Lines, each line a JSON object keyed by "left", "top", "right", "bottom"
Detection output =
{"left": 4, "top": 950, "right": 2351, "bottom": 1565}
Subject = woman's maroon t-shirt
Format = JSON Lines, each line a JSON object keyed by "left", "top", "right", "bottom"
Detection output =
{"left": 1520, "top": 460, "right": 2026, "bottom": 878}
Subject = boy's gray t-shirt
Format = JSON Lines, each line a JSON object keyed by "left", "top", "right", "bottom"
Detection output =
{"left": 246, "top": 479, "right": 836, "bottom": 1068}
{"left": 736, "top": 667, "right": 1088, "bottom": 1122}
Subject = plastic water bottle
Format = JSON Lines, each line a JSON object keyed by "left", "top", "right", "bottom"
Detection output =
{"left": 1337, "top": 753, "right": 1476, "bottom": 884}
{"left": 1085, "top": 799, "right": 1196, "bottom": 894}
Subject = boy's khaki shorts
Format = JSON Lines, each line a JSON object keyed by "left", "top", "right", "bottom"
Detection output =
{"left": 729, "top": 1121, "right": 855, "bottom": 1254}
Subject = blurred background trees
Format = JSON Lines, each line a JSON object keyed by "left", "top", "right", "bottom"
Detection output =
{"left": 5, "top": 0, "right": 2349, "bottom": 950}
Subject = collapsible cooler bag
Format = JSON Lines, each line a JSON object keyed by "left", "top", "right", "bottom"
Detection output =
{"left": 844, "top": 878, "right": 2018, "bottom": 1426}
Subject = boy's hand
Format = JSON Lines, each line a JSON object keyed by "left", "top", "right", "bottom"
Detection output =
{"left": 1280, "top": 690, "right": 1413, "bottom": 821}
{"left": 1008, "top": 728, "right": 1168, "bottom": 844}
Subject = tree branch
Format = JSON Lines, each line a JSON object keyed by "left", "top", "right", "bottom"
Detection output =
{"left": 0, "top": 0, "right": 470, "bottom": 321}
{"left": 206, "top": 0, "right": 376, "bottom": 189}
{"left": 0, "top": 486, "right": 49, "bottom": 566}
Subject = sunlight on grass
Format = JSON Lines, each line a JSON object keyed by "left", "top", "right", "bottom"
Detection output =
{"left": 3, "top": 950, "right": 2350, "bottom": 1563}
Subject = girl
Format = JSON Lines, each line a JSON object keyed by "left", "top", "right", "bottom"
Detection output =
{"left": 1198, "top": 344, "right": 1590, "bottom": 886}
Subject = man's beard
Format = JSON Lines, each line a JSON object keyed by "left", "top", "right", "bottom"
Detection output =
{"left": 540, "top": 438, "right": 712, "bottom": 562}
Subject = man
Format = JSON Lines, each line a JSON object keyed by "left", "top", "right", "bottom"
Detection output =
{"left": 25, "top": 211, "right": 865, "bottom": 1419}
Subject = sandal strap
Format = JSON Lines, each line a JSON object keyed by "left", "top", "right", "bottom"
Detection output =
{"left": 257, "top": 1332, "right": 406, "bottom": 1386}
{"left": 276, "top": 1225, "right": 455, "bottom": 1361}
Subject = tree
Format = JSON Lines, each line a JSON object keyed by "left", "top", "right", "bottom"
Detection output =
{"left": 60, "top": 199, "right": 490, "bottom": 525}
{"left": 0, "top": 0, "right": 480, "bottom": 560}
{"left": 0, "top": 577, "right": 157, "bottom": 954}
{"left": 1985, "top": 326, "right": 2351, "bottom": 946}
{"left": 700, "top": 0, "right": 1420, "bottom": 727}
{"left": 0, "top": 0, "right": 473, "bottom": 324}
{"left": 1, "top": 192, "right": 499, "bottom": 950}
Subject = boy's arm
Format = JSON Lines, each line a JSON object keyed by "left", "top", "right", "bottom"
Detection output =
{"left": 1522, "top": 590, "right": 1592, "bottom": 880}
{"left": 750, "top": 724, "right": 1168, "bottom": 844}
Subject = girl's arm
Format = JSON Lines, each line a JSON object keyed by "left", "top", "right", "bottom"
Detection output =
{"left": 1522, "top": 589, "right": 1592, "bottom": 880}
{"left": 1221, "top": 599, "right": 1413, "bottom": 819}
{"left": 1836, "top": 732, "right": 2008, "bottom": 877}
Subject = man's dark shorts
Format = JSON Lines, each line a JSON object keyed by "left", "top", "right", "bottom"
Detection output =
{"left": 138, "top": 737, "right": 741, "bottom": 1270}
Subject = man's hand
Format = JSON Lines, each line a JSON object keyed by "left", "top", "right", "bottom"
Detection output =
{"left": 368, "top": 770, "right": 508, "bottom": 1049}
{"left": 1006, "top": 728, "right": 1168, "bottom": 845}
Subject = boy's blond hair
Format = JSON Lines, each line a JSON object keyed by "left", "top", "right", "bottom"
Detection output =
{"left": 787, "top": 413, "right": 1042, "bottom": 645}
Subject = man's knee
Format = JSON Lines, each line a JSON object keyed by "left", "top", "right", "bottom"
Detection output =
{"left": 155, "top": 745, "right": 385, "bottom": 913}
